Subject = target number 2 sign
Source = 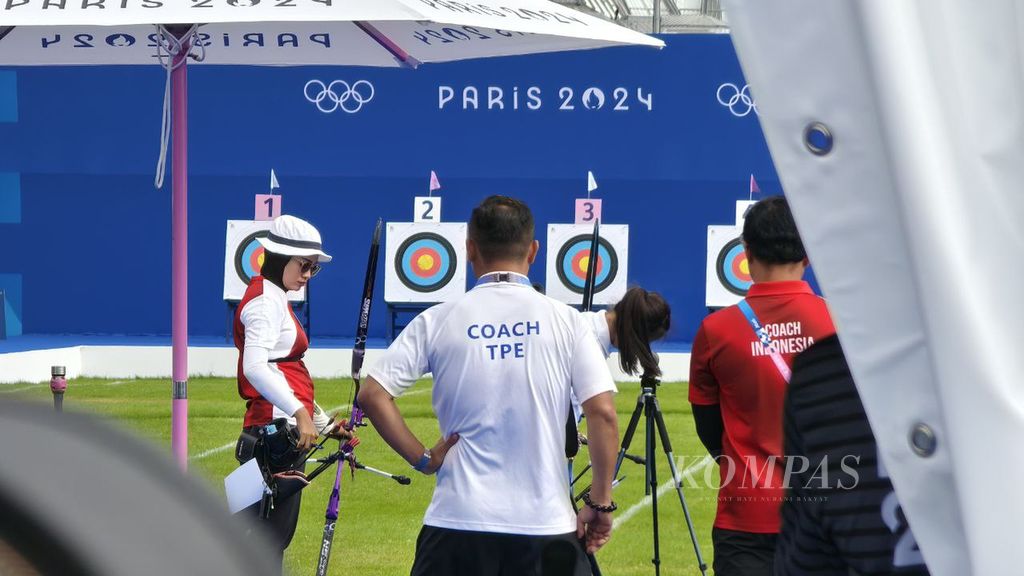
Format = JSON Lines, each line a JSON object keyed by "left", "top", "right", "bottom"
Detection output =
{"left": 414, "top": 197, "right": 442, "bottom": 223}
{"left": 575, "top": 199, "right": 602, "bottom": 225}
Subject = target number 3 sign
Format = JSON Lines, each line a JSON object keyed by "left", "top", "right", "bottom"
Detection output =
{"left": 574, "top": 199, "right": 602, "bottom": 225}
{"left": 414, "top": 197, "right": 442, "bottom": 223}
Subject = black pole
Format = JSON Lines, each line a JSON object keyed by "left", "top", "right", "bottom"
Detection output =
{"left": 645, "top": 386, "right": 661, "bottom": 575}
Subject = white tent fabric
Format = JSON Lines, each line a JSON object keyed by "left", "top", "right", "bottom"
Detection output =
{"left": 5, "top": 0, "right": 406, "bottom": 25}
{"left": 0, "top": 0, "right": 661, "bottom": 473}
{"left": 724, "top": 0, "right": 1024, "bottom": 573}
{"left": 0, "top": 0, "right": 662, "bottom": 66}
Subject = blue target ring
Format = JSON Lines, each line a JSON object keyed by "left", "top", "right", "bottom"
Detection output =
{"left": 396, "top": 232, "right": 457, "bottom": 293}
{"left": 234, "top": 231, "right": 269, "bottom": 285}
{"left": 716, "top": 237, "right": 752, "bottom": 296}
{"left": 555, "top": 235, "right": 618, "bottom": 295}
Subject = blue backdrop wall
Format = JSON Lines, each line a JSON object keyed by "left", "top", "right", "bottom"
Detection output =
{"left": 0, "top": 34, "right": 782, "bottom": 345}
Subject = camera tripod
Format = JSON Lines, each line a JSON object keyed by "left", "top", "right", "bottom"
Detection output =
{"left": 614, "top": 374, "right": 708, "bottom": 576}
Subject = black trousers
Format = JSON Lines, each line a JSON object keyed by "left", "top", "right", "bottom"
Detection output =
{"left": 236, "top": 426, "right": 304, "bottom": 575}
{"left": 410, "top": 526, "right": 593, "bottom": 576}
{"left": 241, "top": 485, "right": 303, "bottom": 568}
{"left": 712, "top": 527, "right": 777, "bottom": 576}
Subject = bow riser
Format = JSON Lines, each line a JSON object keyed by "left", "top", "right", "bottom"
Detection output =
{"left": 347, "top": 219, "right": 383, "bottom": 430}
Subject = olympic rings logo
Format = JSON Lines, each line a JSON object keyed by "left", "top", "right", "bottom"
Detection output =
{"left": 304, "top": 79, "right": 375, "bottom": 114}
{"left": 716, "top": 83, "right": 758, "bottom": 117}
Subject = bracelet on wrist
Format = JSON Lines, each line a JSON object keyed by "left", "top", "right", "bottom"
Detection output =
{"left": 581, "top": 491, "right": 617, "bottom": 513}
{"left": 412, "top": 450, "right": 432, "bottom": 473}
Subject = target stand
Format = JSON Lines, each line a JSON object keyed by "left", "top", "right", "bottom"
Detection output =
{"left": 223, "top": 220, "right": 309, "bottom": 341}
{"left": 705, "top": 225, "right": 752, "bottom": 309}
{"left": 383, "top": 222, "right": 467, "bottom": 342}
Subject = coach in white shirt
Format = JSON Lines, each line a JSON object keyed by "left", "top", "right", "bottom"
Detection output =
{"left": 359, "top": 195, "right": 620, "bottom": 576}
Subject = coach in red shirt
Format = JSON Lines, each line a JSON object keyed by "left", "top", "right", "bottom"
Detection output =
{"left": 689, "top": 196, "right": 835, "bottom": 576}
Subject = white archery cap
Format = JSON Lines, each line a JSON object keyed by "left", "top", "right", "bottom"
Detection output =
{"left": 257, "top": 215, "right": 333, "bottom": 263}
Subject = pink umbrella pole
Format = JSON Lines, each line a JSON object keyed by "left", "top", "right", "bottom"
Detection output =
{"left": 170, "top": 35, "right": 191, "bottom": 472}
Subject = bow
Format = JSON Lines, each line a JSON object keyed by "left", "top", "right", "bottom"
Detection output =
{"left": 581, "top": 218, "right": 600, "bottom": 313}
{"left": 575, "top": 219, "right": 605, "bottom": 576}
{"left": 314, "top": 218, "right": 383, "bottom": 576}
{"left": 347, "top": 217, "right": 383, "bottom": 432}
{"left": 565, "top": 219, "right": 601, "bottom": 461}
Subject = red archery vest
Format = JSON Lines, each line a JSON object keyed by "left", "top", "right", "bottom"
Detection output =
{"left": 234, "top": 276, "right": 314, "bottom": 428}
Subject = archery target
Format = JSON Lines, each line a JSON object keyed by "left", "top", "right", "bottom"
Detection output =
{"left": 706, "top": 225, "right": 749, "bottom": 307}
{"left": 556, "top": 236, "right": 617, "bottom": 294}
{"left": 385, "top": 223, "right": 467, "bottom": 303}
{"left": 545, "top": 224, "right": 628, "bottom": 305}
{"left": 224, "top": 220, "right": 305, "bottom": 302}
{"left": 235, "top": 231, "right": 267, "bottom": 285}
{"left": 717, "top": 237, "right": 752, "bottom": 295}
{"left": 396, "top": 233, "right": 457, "bottom": 292}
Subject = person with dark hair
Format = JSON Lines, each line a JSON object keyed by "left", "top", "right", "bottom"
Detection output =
{"left": 232, "top": 215, "right": 349, "bottom": 570}
{"left": 568, "top": 286, "right": 669, "bottom": 480}
{"left": 587, "top": 286, "right": 671, "bottom": 377}
{"left": 570, "top": 286, "right": 669, "bottom": 424}
{"left": 358, "top": 195, "right": 620, "bottom": 576}
{"left": 776, "top": 334, "right": 929, "bottom": 575}
{"left": 688, "top": 195, "right": 835, "bottom": 576}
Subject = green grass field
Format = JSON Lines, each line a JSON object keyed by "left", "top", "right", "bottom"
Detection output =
{"left": 1, "top": 378, "right": 719, "bottom": 575}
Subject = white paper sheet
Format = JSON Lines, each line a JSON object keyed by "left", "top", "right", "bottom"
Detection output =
{"left": 224, "top": 458, "right": 268, "bottom": 514}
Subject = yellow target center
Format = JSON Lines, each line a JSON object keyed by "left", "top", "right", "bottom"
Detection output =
{"left": 739, "top": 259, "right": 750, "bottom": 275}
{"left": 580, "top": 256, "right": 590, "bottom": 273}
{"left": 257, "top": 252, "right": 265, "bottom": 269}
{"left": 417, "top": 254, "right": 435, "bottom": 271}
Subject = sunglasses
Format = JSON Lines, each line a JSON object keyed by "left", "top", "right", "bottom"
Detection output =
{"left": 294, "top": 257, "right": 321, "bottom": 277}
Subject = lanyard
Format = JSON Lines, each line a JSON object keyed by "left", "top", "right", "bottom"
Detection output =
{"left": 737, "top": 299, "right": 793, "bottom": 383}
{"left": 474, "top": 272, "right": 533, "bottom": 288}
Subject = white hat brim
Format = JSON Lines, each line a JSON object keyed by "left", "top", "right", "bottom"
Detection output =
{"left": 257, "top": 236, "right": 333, "bottom": 263}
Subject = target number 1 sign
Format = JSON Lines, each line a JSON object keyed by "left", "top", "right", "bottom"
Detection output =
{"left": 255, "top": 194, "right": 281, "bottom": 221}
{"left": 415, "top": 197, "right": 442, "bottom": 223}
{"left": 575, "top": 199, "right": 602, "bottom": 224}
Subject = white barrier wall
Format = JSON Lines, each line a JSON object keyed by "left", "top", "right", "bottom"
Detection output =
{"left": 0, "top": 346, "right": 690, "bottom": 384}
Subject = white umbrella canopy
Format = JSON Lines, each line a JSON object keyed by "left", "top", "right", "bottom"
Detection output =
{"left": 725, "top": 0, "right": 1024, "bottom": 573}
{"left": 0, "top": 0, "right": 663, "bottom": 65}
{"left": 0, "top": 0, "right": 661, "bottom": 469}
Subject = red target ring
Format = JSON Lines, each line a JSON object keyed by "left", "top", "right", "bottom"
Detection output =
{"left": 716, "top": 237, "right": 753, "bottom": 296}
{"left": 410, "top": 246, "right": 442, "bottom": 278}
{"left": 571, "top": 248, "right": 603, "bottom": 280}
{"left": 234, "top": 230, "right": 270, "bottom": 285}
{"left": 731, "top": 252, "right": 750, "bottom": 282}
{"left": 249, "top": 247, "right": 265, "bottom": 275}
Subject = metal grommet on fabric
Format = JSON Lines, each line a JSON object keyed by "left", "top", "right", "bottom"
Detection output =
{"left": 803, "top": 122, "right": 834, "bottom": 156}
{"left": 909, "top": 423, "right": 936, "bottom": 457}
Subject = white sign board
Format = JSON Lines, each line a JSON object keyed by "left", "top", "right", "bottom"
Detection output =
{"left": 413, "top": 196, "right": 442, "bottom": 223}
{"left": 735, "top": 200, "right": 756, "bottom": 226}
